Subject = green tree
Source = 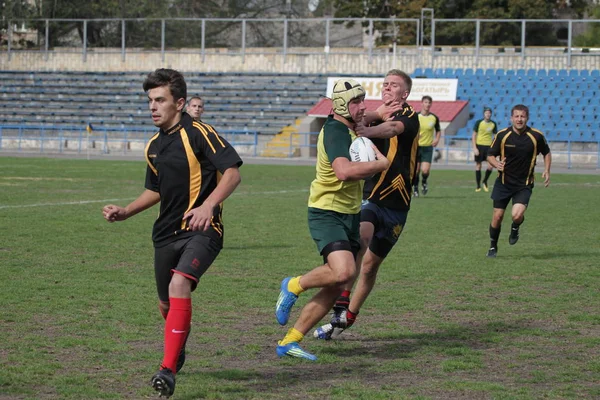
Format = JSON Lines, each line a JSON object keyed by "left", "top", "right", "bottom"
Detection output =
{"left": 573, "top": 6, "right": 600, "bottom": 47}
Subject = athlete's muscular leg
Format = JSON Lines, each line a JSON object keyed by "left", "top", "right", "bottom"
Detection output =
{"left": 298, "top": 250, "right": 356, "bottom": 290}
{"left": 421, "top": 162, "right": 432, "bottom": 176}
{"left": 348, "top": 249, "right": 384, "bottom": 313}
{"left": 169, "top": 272, "right": 193, "bottom": 298}
{"left": 293, "top": 250, "right": 356, "bottom": 334}
{"left": 491, "top": 208, "right": 505, "bottom": 229}
{"left": 511, "top": 203, "right": 526, "bottom": 225}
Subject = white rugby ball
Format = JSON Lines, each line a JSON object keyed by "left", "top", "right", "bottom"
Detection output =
{"left": 349, "top": 137, "right": 377, "bottom": 162}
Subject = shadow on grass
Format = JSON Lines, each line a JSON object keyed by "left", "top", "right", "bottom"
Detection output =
{"left": 175, "top": 320, "right": 530, "bottom": 398}
{"left": 318, "top": 320, "right": 528, "bottom": 359}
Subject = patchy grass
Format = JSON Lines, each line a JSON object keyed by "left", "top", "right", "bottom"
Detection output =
{"left": 0, "top": 156, "right": 599, "bottom": 399}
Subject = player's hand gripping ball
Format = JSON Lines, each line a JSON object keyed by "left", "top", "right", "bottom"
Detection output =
{"left": 349, "top": 137, "right": 377, "bottom": 162}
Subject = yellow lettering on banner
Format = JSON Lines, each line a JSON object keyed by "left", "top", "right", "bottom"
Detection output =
{"left": 375, "top": 81, "right": 383, "bottom": 97}
{"left": 362, "top": 81, "right": 375, "bottom": 98}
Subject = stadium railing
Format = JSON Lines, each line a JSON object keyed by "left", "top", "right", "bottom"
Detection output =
{"left": 0, "top": 125, "right": 259, "bottom": 157}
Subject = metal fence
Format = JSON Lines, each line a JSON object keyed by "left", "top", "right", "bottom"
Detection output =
{"left": 3, "top": 17, "right": 600, "bottom": 67}
{"left": 0, "top": 125, "right": 259, "bottom": 157}
{"left": 2, "top": 126, "right": 597, "bottom": 169}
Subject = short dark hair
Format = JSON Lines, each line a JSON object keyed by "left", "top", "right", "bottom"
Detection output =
{"left": 143, "top": 68, "right": 187, "bottom": 102}
{"left": 386, "top": 69, "right": 413, "bottom": 92}
{"left": 189, "top": 96, "right": 203, "bottom": 104}
{"left": 422, "top": 95, "right": 433, "bottom": 102}
{"left": 511, "top": 104, "right": 529, "bottom": 117}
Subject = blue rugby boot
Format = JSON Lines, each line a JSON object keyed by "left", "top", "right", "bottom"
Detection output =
{"left": 275, "top": 277, "right": 298, "bottom": 326}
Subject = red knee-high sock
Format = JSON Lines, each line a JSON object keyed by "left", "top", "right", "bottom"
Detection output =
{"left": 161, "top": 297, "right": 192, "bottom": 372}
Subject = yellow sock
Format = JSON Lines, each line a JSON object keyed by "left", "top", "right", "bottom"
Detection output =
{"left": 288, "top": 276, "right": 305, "bottom": 295}
{"left": 279, "top": 328, "right": 304, "bottom": 346}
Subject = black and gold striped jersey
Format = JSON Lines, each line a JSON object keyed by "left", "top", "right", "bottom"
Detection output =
{"left": 363, "top": 103, "right": 420, "bottom": 211}
{"left": 488, "top": 125, "right": 550, "bottom": 187}
{"left": 144, "top": 112, "right": 243, "bottom": 246}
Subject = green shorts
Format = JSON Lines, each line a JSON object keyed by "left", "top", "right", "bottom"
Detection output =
{"left": 417, "top": 146, "right": 434, "bottom": 163}
{"left": 308, "top": 207, "right": 360, "bottom": 256}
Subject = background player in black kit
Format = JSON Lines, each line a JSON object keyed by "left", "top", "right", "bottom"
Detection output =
{"left": 485, "top": 104, "right": 551, "bottom": 258}
{"left": 102, "top": 68, "right": 242, "bottom": 397}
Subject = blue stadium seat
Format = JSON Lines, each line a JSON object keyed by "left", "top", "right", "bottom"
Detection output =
{"left": 475, "top": 68, "right": 485, "bottom": 76}
{"left": 558, "top": 69, "right": 569, "bottom": 77}
{"left": 423, "top": 68, "right": 434, "bottom": 77}
{"left": 444, "top": 68, "right": 455, "bottom": 77}
{"left": 516, "top": 69, "right": 526, "bottom": 76}
{"left": 464, "top": 68, "right": 474, "bottom": 76}
{"left": 590, "top": 70, "right": 599, "bottom": 77}
{"left": 580, "top": 70, "right": 589, "bottom": 77}
{"left": 506, "top": 70, "right": 516, "bottom": 76}
{"left": 413, "top": 67, "right": 424, "bottom": 76}
{"left": 485, "top": 68, "right": 495, "bottom": 76}
{"left": 537, "top": 69, "right": 547, "bottom": 77}
{"left": 548, "top": 69, "right": 558, "bottom": 77}
{"left": 527, "top": 69, "right": 537, "bottom": 77}
{"left": 454, "top": 68, "right": 464, "bottom": 77}
{"left": 569, "top": 70, "right": 579, "bottom": 77}
{"left": 434, "top": 68, "right": 445, "bottom": 77}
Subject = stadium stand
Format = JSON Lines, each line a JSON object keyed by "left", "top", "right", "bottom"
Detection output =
{"left": 0, "top": 71, "right": 327, "bottom": 136}
{"left": 415, "top": 68, "right": 600, "bottom": 144}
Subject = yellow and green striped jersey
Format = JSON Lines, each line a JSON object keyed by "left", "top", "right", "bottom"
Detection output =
{"left": 473, "top": 119, "right": 498, "bottom": 146}
{"left": 417, "top": 113, "right": 441, "bottom": 146}
{"left": 308, "top": 117, "right": 363, "bottom": 214}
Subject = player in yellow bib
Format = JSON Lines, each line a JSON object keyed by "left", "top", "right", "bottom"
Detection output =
{"left": 472, "top": 107, "right": 498, "bottom": 192}
{"left": 414, "top": 95, "right": 441, "bottom": 196}
{"left": 274, "top": 79, "right": 389, "bottom": 361}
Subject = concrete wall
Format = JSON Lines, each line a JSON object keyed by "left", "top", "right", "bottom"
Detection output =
{"left": 1, "top": 47, "right": 598, "bottom": 74}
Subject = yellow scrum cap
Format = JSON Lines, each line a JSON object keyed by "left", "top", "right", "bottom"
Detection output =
{"left": 332, "top": 79, "right": 366, "bottom": 119}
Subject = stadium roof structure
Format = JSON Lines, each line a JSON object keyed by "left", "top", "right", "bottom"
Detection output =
{"left": 307, "top": 99, "right": 469, "bottom": 122}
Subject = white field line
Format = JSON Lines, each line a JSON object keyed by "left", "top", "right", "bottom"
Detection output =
{"left": 1, "top": 182, "right": 598, "bottom": 210}
{"left": 0, "top": 189, "right": 309, "bottom": 210}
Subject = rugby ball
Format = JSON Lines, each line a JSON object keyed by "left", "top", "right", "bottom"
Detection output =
{"left": 349, "top": 137, "right": 377, "bottom": 162}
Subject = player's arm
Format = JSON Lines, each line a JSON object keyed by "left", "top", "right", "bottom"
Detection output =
{"left": 331, "top": 151, "right": 389, "bottom": 181}
{"left": 471, "top": 121, "right": 480, "bottom": 152}
{"left": 363, "top": 102, "right": 402, "bottom": 125}
{"left": 355, "top": 119, "right": 406, "bottom": 139}
{"left": 542, "top": 153, "right": 551, "bottom": 187}
{"left": 432, "top": 116, "right": 442, "bottom": 147}
{"left": 363, "top": 111, "right": 382, "bottom": 126}
{"left": 103, "top": 189, "right": 160, "bottom": 222}
{"left": 540, "top": 136, "right": 552, "bottom": 187}
{"left": 185, "top": 166, "right": 241, "bottom": 231}
{"left": 486, "top": 134, "right": 504, "bottom": 170}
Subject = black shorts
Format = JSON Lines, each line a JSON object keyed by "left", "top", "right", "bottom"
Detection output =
{"left": 417, "top": 146, "right": 434, "bottom": 164}
{"left": 360, "top": 200, "right": 408, "bottom": 259}
{"left": 154, "top": 234, "right": 222, "bottom": 302}
{"left": 490, "top": 178, "right": 533, "bottom": 210}
{"left": 474, "top": 144, "right": 491, "bottom": 163}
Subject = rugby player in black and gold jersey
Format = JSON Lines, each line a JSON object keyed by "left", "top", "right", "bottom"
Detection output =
{"left": 102, "top": 69, "right": 242, "bottom": 397}
{"left": 314, "top": 69, "right": 420, "bottom": 340}
{"left": 485, "top": 104, "right": 551, "bottom": 258}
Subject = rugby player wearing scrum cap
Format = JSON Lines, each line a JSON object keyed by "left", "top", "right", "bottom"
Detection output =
{"left": 274, "top": 79, "right": 389, "bottom": 360}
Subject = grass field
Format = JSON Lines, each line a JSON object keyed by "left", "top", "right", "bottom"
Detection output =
{"left": 1, "top": 156, "right": 599, "bottom": 400}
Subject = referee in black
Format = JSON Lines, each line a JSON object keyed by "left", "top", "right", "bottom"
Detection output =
{"left": 485, "top": 104, "right": 551, "bottom": 258}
